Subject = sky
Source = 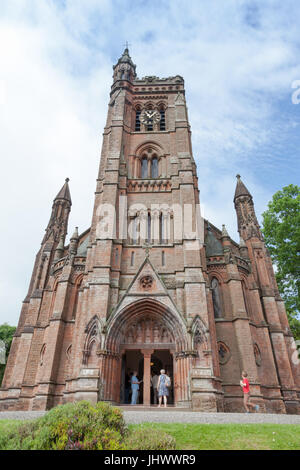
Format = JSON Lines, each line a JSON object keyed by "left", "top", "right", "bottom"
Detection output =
{"left": 0, "top": 0, "right": 299, "bottom": 325}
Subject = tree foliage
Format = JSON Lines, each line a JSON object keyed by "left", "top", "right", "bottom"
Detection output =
{"left": 262, "top": 184, "right": 300, "bottom": 339}
{"left": 0, "top": 323, "right": 16, "bottom": 386}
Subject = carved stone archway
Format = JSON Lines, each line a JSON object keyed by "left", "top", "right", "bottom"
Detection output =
{"left": 102, "top": 298, "right": 191, "bottom": 406}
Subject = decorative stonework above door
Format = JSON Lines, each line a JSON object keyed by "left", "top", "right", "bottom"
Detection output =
{"left": 139, "top": 275, "right": 154, "bottom": 290}
{"left": 122, "top": 315, "right": 173, "bottom": 345}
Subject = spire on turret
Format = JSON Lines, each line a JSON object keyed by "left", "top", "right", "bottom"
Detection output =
{"left": 234, "top": 174, "right": 262, "bottom": 241}
{"left": 113, "top": 47, "right": 137, "bottom": 83}
{"left": 43, "top": 178, "right": 72, "bottom": 244}
{"left": 54, "top": 178, "right": 72, "bottom": 204}
{"left": 234, "top": 174, "right": 252, "bottom": 201}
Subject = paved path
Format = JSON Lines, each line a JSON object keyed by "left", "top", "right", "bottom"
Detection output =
{"left": 1, "top": 409, "right": 300, "bottom": 425}
{"left": 122, "top": 410, "right": 300, "bottom": 425}
{"left": 0, "top": 411, "right": 46, "bottom": 421}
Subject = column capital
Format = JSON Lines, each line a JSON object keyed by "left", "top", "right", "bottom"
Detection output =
{"left": 141, "top": 349, "right": 154, "bottom": 357}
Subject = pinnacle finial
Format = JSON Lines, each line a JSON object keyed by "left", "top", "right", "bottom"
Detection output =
{"left": 71, "top": 227, "right": 79, "bottom": 240}
{"left": 65, "top": 177, "right": 70, "bottom": 183}
{"left": 239, "top": 236, "right": 246, "bottom": 247}
{"left": 222, "top": 224, "right": 229, "bottom": 237}
{"left": 236, "top": 174, "right": 241, "bottom": 180}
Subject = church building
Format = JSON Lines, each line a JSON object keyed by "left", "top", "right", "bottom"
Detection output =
{"left": 1, "top": 48, "right": 299, "bottom": 413}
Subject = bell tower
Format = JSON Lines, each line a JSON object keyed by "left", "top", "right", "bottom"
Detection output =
{"left": 67, "top": 48, "right": 221, "bottom": 410}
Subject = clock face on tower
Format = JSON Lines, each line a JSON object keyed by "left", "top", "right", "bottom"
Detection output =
{"left": 140, "top": 109, "right": 161, "bottom": 125}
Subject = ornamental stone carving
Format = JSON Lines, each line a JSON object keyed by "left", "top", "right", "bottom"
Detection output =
{"left": 139, "top": 275, "right": 154, "bottom": 290}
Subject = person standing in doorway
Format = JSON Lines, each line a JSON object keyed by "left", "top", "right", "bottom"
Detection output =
{"left": 151, "top": 371, "right": 159, "bottom": 405}
{"left": 157, "top": 369, "right": 170, "bottom": 408}
{"left": 240, "top": 371, "right": 259, "bottom": 413}
{"left": 131, "top": 371, "right": 142, "bottom": 405}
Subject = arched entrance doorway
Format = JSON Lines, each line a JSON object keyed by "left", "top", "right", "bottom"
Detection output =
{"left": 103, "top": 298, "right": 189, "bottom": 406}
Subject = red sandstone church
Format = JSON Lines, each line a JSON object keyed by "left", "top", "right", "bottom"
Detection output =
{"left": 1, "top": 49, "right": 299, "bottom": 413}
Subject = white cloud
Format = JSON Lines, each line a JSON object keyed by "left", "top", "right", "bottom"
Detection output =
{"left": 0, "top": 0, "right": 299, "bottom": 324}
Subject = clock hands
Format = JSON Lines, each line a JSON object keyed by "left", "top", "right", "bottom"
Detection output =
{"left": 146, "top": 110, "right": 155, "bottom": 119}
{"left": 140, "top": 109, "right": 161, "bottom": 124}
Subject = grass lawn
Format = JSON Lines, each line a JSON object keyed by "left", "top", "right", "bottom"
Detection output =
{"left": 0, "top": 419, "right": 299, "bottom": 450}
{"left": 129, "top": 423, "right": 300, "bottom": 450}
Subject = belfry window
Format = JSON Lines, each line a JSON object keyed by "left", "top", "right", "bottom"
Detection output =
{"left": 141, "top": 157, "right": 148, "bottom": 178}
{"left": 160, "top": 109, "right": 166, "bottom": 131}
{"left": 151, "top": 157, "right": 158, "bottom": 178}
{"left": 211, "top": 278, "right": 223, "bottom": 318}
{"left": 135, "top": 110, "right": 141, "bottom": 131}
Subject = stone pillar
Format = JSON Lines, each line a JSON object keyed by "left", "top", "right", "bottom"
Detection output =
{"left": 141, "top": 349, "right": 153, "bottom": 406}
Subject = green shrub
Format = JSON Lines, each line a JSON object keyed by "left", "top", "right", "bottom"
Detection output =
{"left": 0, "top": 402, "right": 177, "bottom": 450}
{"left": 124, "top": 427, "right": 176, "bottom": 450}
{"left": 0, "top": 401, "right": 127, "bottom": 450}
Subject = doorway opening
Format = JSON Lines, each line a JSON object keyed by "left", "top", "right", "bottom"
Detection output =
{"left": 151, "top": 350, "right": 174, "bottom": 405}
{"left": 121, "top": 350, "right": 144, "bottom": 404}
{"left": 120, "top": 348, "right": 174, "bottom": 405}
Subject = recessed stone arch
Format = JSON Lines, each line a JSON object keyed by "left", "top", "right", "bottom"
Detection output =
{"left": 105, "top": 298, "right": 188, "bottom": 353}
{"left": 102, "top": 298, "right": 192, "bottom": 406}
{"left": 133, "top": 142, "right": 165, "bottom": 179}
{"left": 135, "top": 141, "right": 164, "bottom": 158}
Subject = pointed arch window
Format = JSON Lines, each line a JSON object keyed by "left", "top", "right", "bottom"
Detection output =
{"left": 160, "top": 109, "right": 166, "bottom": 131}
{"left": 135, "top": 109, "right": 141, "bottom": 131}
{"left": 141, "top": 157, "right": 148, "bottom": 178}
{"left": 72, "top": 277, "right": 83, "bottom": 320}
{"left": 151, "top": 157, "right": 158, "bottom": 178}
{"left": 211, "top": 277, "right": 223, "bottom": 318}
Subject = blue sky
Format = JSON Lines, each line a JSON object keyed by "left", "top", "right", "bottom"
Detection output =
{"left": 0, "top": 0, "right": 299, "bottom": 325}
